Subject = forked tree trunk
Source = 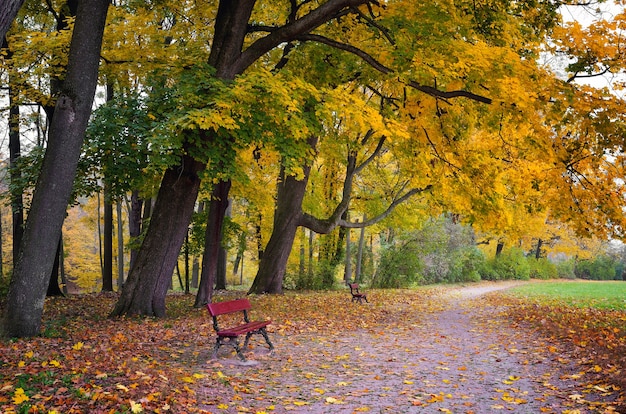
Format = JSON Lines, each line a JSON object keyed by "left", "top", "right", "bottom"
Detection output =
{"left": 110, "top": 154, "right": 204, "bottom": 317}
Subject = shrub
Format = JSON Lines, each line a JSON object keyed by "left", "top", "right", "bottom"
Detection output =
{"left": 481, "top": 247, "right": 530, "bottom": 281}
{"left": 371, "top": 242, "right": 422, "bottom": 288}
{"left": 556, "top": 259, "right": 576, "bottom": 279}
{"left": 575, "top": 256, "right": 617, "bottom": 280}
{"left": 528, "top": 257, "right": 558, "bottom": 280}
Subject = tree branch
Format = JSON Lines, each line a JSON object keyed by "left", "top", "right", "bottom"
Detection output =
{"left": 295, "top": 33, "right": 492, "bottom": 104}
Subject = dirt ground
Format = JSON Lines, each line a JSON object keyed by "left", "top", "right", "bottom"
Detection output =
{"left": 195, "top": 283, "right": 622, "bottom": 413}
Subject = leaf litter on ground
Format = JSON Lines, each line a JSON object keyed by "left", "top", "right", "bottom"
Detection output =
{"left": 0, "top": 281, "right": 624, "bottom": 413}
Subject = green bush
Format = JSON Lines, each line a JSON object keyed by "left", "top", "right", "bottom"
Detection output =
{"left": 556, "top": 259, "right": 576, "bottom": 279}
{"left": 371, "top": 243, "right": 422, "bottom": 288}
{"left": 575, "top": 255, "right": 617, "bottom": 280}
{"left": 481, "top": 247, "right": 530, "bottom": 281}
{"left": 287, "top": 259, "right": 338, "bottom": 290}
{"left": 528, "top": 257, "right": 558, "bottom": 280}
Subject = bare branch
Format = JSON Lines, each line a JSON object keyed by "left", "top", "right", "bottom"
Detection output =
{"left": 338, "top": 185, "right": 432, "bottom": 228}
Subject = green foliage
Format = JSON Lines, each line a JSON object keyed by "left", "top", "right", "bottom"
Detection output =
{"left": 481, "top": 247, "right": 531, "bottom": 281}
{"left": 288, "top": 259, "right": 338, "bottom": 291}
{"left": 528, "top": 257, "right": 558, "bottom": 280}
{"left": 84, "top": 92, "right": 164, "bottom": 198}
{"left": 371, "top": 216, "right": 484, "bottom": 287}
{"left": 575, "top": 255, "right": 618, "bottom": 281}
{"left": 556, "top": 259, "right": 577, "bottom": 279}
{"left": 371, "top": 240, "right": 422, "bottom": 288}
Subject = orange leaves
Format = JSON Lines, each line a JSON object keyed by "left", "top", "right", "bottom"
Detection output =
{"left": 1, "top": 286, "right": 624, "bottom": 412}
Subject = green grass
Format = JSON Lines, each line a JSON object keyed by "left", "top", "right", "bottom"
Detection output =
{"left": 509, "top": 280, "right": 626, "bottom": 310}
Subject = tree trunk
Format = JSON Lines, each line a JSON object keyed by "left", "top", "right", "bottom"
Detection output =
{"left": 344, "top": 224, "right": 352, "bottom": 283}
{"left": 496, "top": 241, "right": 504, "bottom": 257}
{"left": 128, "top": 190, "right": 143, "bottom": 275}
{"left": 110, "top": 154, "right": 205, "bottom": 317}
{"left": 1, "top": 0, "right": 109, "bottom": 338}
{"left": 194, "top": 180, "right": 231, "bottom": 306}
{"left": 0, "top": 0, "right": 25, "bottom": 41}
{"left": 102, "top": 186, "right": 113, "bottom": 291}
{"left": 215, "top": 199, "right": 232, "bottom": 290}
{"left": 116, "top": 200, "right": 125, "bottom": 286}
{"left": 7, "top": 37, "right": 23, "bottom": 268}
{"left": 535, "top": 238, "right": 543, "bottom": 259}
{"left": 355, "top": 216, "right": 366, "bottom": 282}
{"left": 248, "top": 167, "right": 310, "bottom": 294}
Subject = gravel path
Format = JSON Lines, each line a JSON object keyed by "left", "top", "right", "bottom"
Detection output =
{"left": 196, "top": 283, "right": 614, "bottom": 413}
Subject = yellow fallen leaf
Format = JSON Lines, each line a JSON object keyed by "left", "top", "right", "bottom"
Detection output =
{"left": 116, "top": 384, "right": 129, "bottom": 392}
{"left": 293, "top": 401, "right": 309, "bottom": 406}
{"left": 325, "top": 397, "right": 344, "bottom": 404}
{"left": 12, "top": 388, "right": 29, "bottom": 405}
{"left": 130, "top": 400, "right": 143, "bottom": 413}
{"left": 72, "top": 342, "right": 84, "bottom": 350}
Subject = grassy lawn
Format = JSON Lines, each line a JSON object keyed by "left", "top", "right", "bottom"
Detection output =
{"left": 509, "top": 280, "right": 626, "bottom": 310}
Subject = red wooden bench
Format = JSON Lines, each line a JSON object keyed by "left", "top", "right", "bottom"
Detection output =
{"left": 206, "top": 298, "right": 274, "bottom": 361}
{"left": 348, "top": 283, "right": 368, "bottom": 304}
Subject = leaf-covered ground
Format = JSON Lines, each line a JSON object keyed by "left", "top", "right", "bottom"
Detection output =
{"left": 0, "top": 282, "right": 624, "bottom": 413}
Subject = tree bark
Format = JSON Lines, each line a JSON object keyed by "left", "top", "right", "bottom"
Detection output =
{"left": 248, "top": 167, "right": 309, "bottom": 294}
{"left": 7, "top": 40, "right": 23, "bottom": 267}
{"left": 102, "top": 186, "right": 113, "bottom": 291}
{"left": 0, "top": 0, "right": 25, "bottom": 41}
{"left": 1, "top": 0, "right": 109, "bottom": 338}
{"left": 194, "top": 180, "right": 232, "bottom": 307}
{"left": 110, "top": 154, "right": 204, "bottom": 317}
{"left": 128, "top": 190, "right": 143, "bottom": 275}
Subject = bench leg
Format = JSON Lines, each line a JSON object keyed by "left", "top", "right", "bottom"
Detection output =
{"left": 212, "top": 338, "right": 222, "bottom": 359}
{"left": 213, "top": 337, "right": 247, "bottom": 361}
{"left": 243, "top": 329, "right": 274, "bottom": 353}
{"left": 260, "top": 328, "right": 274, "bottom": 351}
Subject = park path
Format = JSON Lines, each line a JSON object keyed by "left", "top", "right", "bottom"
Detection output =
{"left": 195, "top": 282, "right": 615, "bottom": 413}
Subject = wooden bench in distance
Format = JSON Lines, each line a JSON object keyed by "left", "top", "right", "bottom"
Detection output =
{"left": 206, "top": 298, "right": 274, "bottom": 361}
{"left": 349, "top": 283, "right": 369, "bottom": 304}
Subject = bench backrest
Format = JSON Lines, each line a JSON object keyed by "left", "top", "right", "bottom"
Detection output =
{"left": 207, "top": 298, "right": 251, "bottom": 317}
{"left": 349, "top": 283, "right": 361, "bottom": 293}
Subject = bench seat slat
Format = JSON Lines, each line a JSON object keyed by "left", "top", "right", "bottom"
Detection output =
{"left": 217, "top": 320, "right": 271, "bottom": 337}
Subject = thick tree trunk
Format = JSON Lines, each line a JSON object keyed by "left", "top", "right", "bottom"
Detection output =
{"left": 194, "top": 180, "right": 231, "bottom": 307}
{"left": 248, "top": 168, "right": 310, "bottom": 294}
{"left": 0, "top": 0, "right": 25, "bottom": 41}
{"left": 110, "top": 155, "right": 204, "bottom": 317}
{"left": 1, "top": 0, "right": 109, "bottom": 338}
